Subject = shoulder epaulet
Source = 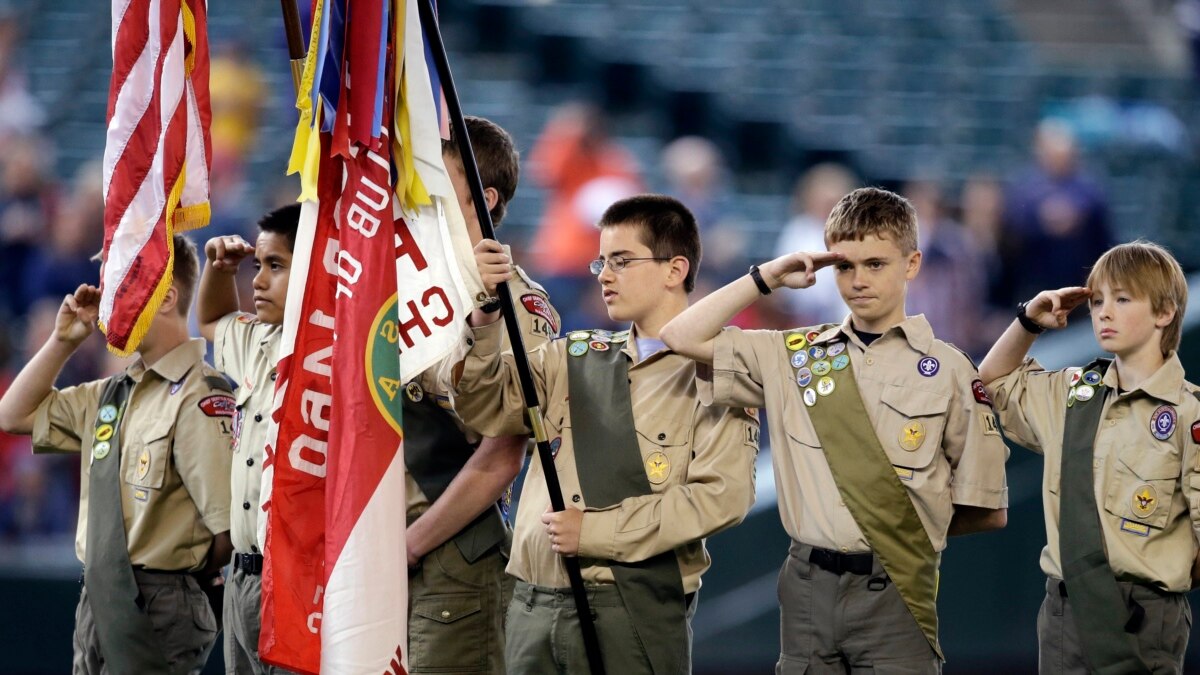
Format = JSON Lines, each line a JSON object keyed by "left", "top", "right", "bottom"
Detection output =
{"left": 1191, "top": 390, "right": 1200, "bottom": 403}
{"left": 942, "top": 342, "right": 979, "bottom": 371}
{"left": 205, "top": 374, "right": 234, "bottom": 393}
{"left": 512, "top": 265, "right": 547, "bottom": 294}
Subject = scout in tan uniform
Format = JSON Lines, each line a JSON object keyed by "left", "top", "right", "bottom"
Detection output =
{"left": 662, "top": 187, "right": 1010, "bottom": 674}
{"left": 399, "top": 116, "right": 560, "bottom": 674}
{"left": 0, "top": 235, "right": 234, "bottom": 675}
{"left": 456, "top": 194, "right": 760, "bottom": 674}
{"left": 980, "top": 241, "right": 1199, "bottom": 675}
{"left": 198, "top": 204, "right": 297, "bottom": 675}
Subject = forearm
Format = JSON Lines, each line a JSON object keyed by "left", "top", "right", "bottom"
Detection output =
{"left": 661, "top": 275, "right": 762, "bottom": 364}
{"left": 0, "top": 338, "right": 78, "bottom": 434}
{"left": 948, "top": 506, "right": 1007, "bottom": 536}
{"left": 979, "top": 320, "right": 1039, "bottom": 385}
{"left": 202, "top": 531, "right": 233, "bottom": 576}
{"left": 197, "top": 265, "right": 240, "bottom": 341}
{"left": 407, "top": 434, "right": 527, "bottom": 560}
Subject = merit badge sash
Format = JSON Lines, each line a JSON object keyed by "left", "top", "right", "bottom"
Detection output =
{"left": 784, "top": 332, "right": 942, "bottom": 659}
{"left": 567, "top": 330, "right": 688, "bottom": 675}
{"left": 1060, "top": 358, "right": 1149, "bottom": 674}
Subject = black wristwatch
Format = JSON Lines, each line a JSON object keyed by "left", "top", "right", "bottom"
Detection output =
{"left": 748, "top": 265, "right": 772, "bottom": 295}
{"left": 1016, "top": 302, "right": 1045, "bottom": 334}
{"left": 479, "top": 297, "right": 502, "bottom": 314}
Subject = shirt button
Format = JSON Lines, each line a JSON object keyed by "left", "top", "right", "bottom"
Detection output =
{"left": 246, "top": 458, "right": 255, "bottom": 467}
{"left": 1108, "top": 420, "right": 1117, "bottom": 426}
{"left": 270, "top": 372, "right": 278, "bottom": 381}
{"left": 254, "top": 414, "right": 263, "bottom": 423}
{"left": 466, "top": 337, "right": 475, "bottom": 347}
{"left": 657, "top": 433, "right": 666, "bottom": 441}
{"left": 838, "top": 500, "right": 845, "bottom": 507}
{"left": 866, "top": 358, "right": 874, "bottom": 365}
{"left": 440, "top": 610, "right": 451, "bottom": 619}
{"left": 243, "top": 501, "right": 251, "bottom": 510}
{"left": 251, "top": 545, "right": 259, "bottom": 553}
{"left": 572, "top": 494, "right": 581, "bottom": 503}
{"left": 840, "top": 546, "right": 848, "bottom": 553}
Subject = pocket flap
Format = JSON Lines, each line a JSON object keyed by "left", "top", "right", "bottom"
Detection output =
{"left": 1118, "top": 446, "right": 1181, "bottom": 481}
{"left": 412, "top": 593, "right": 482, "bottom": 625}
{"left": 636, "top": 417, "right": 691, "bottom": 447}
{"left": 880, "top": 383, "right": 950, "bottom": 418}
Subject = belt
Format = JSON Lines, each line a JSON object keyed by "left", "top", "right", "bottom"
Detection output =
{"left": 808, "top": 546, "right": 875, "bottom": 576}
{"left": 234, "top": 552, "right": 264, "bottom": 575}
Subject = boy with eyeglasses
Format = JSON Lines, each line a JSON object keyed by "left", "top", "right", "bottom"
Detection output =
{"left": 452, "top": 194, "right": 760, "bottom": 673}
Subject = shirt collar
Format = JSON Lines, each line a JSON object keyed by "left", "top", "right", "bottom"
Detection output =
{"left": 1104, "top": 352, "right": 1185, "bottom": 406}
{"left": 824, "top": 314, "right": 934, "bottom": 354}
{"left": 127, "top": 338, "right": 206, "bottom": 384}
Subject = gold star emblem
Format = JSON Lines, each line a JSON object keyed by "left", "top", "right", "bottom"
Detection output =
{"left": 899, "top": 421, "right": 926, "bottom": 452}
{"left": 645, "top": 451, "right": 670, "bottom": 485}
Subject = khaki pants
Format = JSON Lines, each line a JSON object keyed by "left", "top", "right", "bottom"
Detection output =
{"left": 73, "top": 570, "right": 218, "bottom": 675}
{"left": 408, "top": 537, "right": 511, "bottom": 674}
{"left": 505, "top": 581, "right": 697, "bottom": 675}
{"left": 777, "top": 542, "right": 939, "bottom": 675}
{"left": 1037, "top": 577, "right": 1191, "bottom": 674}
{"left": 224, "top": 566, "right": 296, "bottom": 675}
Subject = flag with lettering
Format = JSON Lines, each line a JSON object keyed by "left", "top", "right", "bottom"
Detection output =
{"left": 100, "top": 0, "right": 211, "bottom": 355}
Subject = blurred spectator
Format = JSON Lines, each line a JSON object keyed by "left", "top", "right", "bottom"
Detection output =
{"left": 1002, "top": 120, "right": 1113, "bottom": 306}
{"left": 904, "top": 179, "right": 990, "bottom": 357}
{"left": 773, "top": 163, "right": 858, "bottom": 325}
{"left": 660, "top": 136, "right": 747, "bottom": 284}
{"left": 529, "top": 102, "right": 640, "bottom": 329}
{"left": 1179, "top": 0, "right": 1200, "bottom": 82}
{"left": 0, "top": 12, "right": 44, "bottom": 141}
{"left": 21, "top": 160, "right": 103, "bottom": 310}
{"left": 209, "top": 39, "right": 266, "bottom": 168}
{"left": 0, "top": 135, "right": 57, "bottom": 319}
{"left": 959, "top": 174, "right": 1016, "bottom": 342}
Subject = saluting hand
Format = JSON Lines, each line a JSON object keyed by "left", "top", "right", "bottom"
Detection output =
{"left": 205, "top": 235, "right": 255, "bottom": 274}
{"left": 56, "top": 284, "right": 100, "bottom": 345}
{"left": 1024, "top": 286, "right": 1091, "bottom": 330}
{"left": 760, "top": 251, "right": 845, "bottom": 291}
{"left": 474, "top": 238, "right": 513, "bottom": 297}
{"left": 542, "top": 505, "right": 583, "bottom": 557}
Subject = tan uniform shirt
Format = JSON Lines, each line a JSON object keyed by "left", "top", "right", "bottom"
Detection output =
{"left": 453, "top": 322, "right": 760, "bottom": 594}
{"left": 704, "top": 315, "right": 1009, "bottom": 554}
{"left": 988, "top": 354, "right": 1200, "bottom": 592}
{"left": 214, "top": 313, "right": 281, "bottom": 553}
{"left": 404, "top": 264, "right": 561, "bottom": 515}
{"left": 33, "top": 338, "right": 234, "bottom": 571}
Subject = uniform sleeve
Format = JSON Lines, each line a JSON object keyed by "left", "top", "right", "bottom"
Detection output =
{"left": 576, "top": 404, "right": 760, "bottom": 562}
{"left": 452, "top": 320, "right": 555, "bottom": 438}
{"left": 213, "top": 313, "right": 262, "bottom": 384}
{"left": 31, "top": 380, "right": 106, "bottom": 454}
{"left": 943, "top": 358, "right": 1009, "bottom": 509}
{"left": 173, "top": 379, "right": 235, "bottom": 535}
{"left": 511, "top": 275, "right": 562, "bottom": 349}
{"left": 699, "top": 327, "right": 776, "bottom": 409}
{"left": 986, "top": 357, "right": 1072, "bottom": 455}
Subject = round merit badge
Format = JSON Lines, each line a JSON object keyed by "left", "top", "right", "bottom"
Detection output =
{"left": 827, "top": 341, "right": 846, "bottom": 357}
{"left": 1074, "top": 385, "right": 1095, "bottom": 402}
{"left": 645, "top": 451, "right": 671, "bottom": 485}
{"left": 832, "top": 354, "right": 850, "bottom": 371}
{"left": 98, "top": 405, "right": 118, "bottom": 424}
{"left": 568, "top": 341, "right": 589, "bottom": 357}
{"left": 1069, "top": 370, "right": 1082, "bottom": 386}
{"left": 817, "top": 376, "right": 835, "bottom": 396}
{"left": 790, "top": 351, "right": 808, "bottom": 369}
{"left": 568, "top": 331, "right": 591, "bottom": 342}
{"left": 803, "top": 388, "right": 817, "bottom": 407}
{"left": 811, "top": 360, "right": 832, "bottom": 377}
{"left": 1151, "top": 405, "right": 1177, "bottom": 441}
{"left": 808, "top": 346, "right": 826, "bottom": 361}
{"left": 589, "top": 340, "right": 611, "bottom": 352}
{"left": 796, "top": 368, "right": 813, "bottom": 387}
{"left": 1131, "top": 484, "right": 1158, "bottom": 518}
{"left": 92, "top": 441, "right": 111, "bottom": 461}
{"left": 785, "top": 334, "right": 807, "bottom": 351}
{"left": 94, "top": 424, "right": 114, "bottom": 442}
{"left": 900, "top": 421, "right": 926, "bottom": 451}
{"left": 589, "top": 333, "right": 611, "bottom": 343}
{"left": 1083, "top": 370, "right": 1102, "bottom": 386}
{"left": 806, "top": 330, "right": 821, "bottom": 342}
{"left": 917, "top": 356, "right": 940, "bottom": 377}
{"left": 405, "top": 382, "right": 424, "bottom": 403}
{"left": 612, "top": 331, "right": 629, "bottom": 344}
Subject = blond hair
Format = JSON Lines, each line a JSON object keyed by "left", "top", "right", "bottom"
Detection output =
{"left": 824, "top": 187, "right": 918, "bottom": 253}
{"left": 1086, "top": 240, "right": 1187, "bottom": 356}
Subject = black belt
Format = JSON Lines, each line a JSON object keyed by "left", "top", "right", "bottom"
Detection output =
{"left": 808, "top": 546, "right": 874, "bottom": 576}
{"left": 234, "top": 552, "right": 264, "bottom": 575}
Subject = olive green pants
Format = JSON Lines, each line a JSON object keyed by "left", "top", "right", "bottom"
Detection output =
{"left": 1038, "top": 577, "right": 1191, "bottom": 674}
{"left": 73, "top": 570, "right": 218, "bottom": 675}
{"left": 224, "top": 566, "right": 298, "bottom": 675}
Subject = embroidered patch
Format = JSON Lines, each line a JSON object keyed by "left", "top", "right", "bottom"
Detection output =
{"left": 405, "top": 382, "right": 424, "bottom": 403}
{"left": 785, "top": 333, "right": 807, "bottom": 351}
{"left": 744, "top": 423, "right": 759, "bottom": 447}
{"left": 894, "top": 467, "right": 915, "bottom": 481}
{"left": 1082, "top": 370, "right": 1102, "bottom": 386}
{"left": 790, "top": 351, "right": 808, "bottom": 369}
{"left": 808, "top": 346, "right": 826, "bottom": 361}
{"left": 521, "top": 293, "right": 559, "bottom": 336}
{"left": 1151, "top": 405, "right": 1176, "bottom": 441}
{"left": 803, "top": 388, "right": 817, "bottom": 407}
{"left": 98, "top": 405, "right": 118, "bottom": 424}
{"left": 1192, "top": 420, "right": 1200, "bottom": 444}
{"left": 645, "top": 451, "right": 670, "bottom": 484}
{"left": 981, "top": 412, "right": 1000, "bottom": 436}
{"left": 92, "top": 441, "right": 111, "bottom": 461}
{"left": 94, "top": 424, "right": 114, "bottom": 442}
{"left": 1074, "top": 385, "right": 1095, "bottom": 402}
{"left": 589, "top": 333, "right": 611, "bottom": 343}
{"left": 1120, "top": 519, "right": 1150, "bottom": 537}
{"left": 796, "top": 368, "right": 813, "bottom": 387}
{"left": 827, "top": 341, "right": 846, "bottom": 357}
{"left": 831, "top": 354, "right": 850, "bottom": 371}
{"left": 1131, "top": 484, "right": 1158, "bottom": 518}
{"left": 811, "top": 360, "right": 831, "bottom": 377}
{"left": 816, "top": 376, "right": 835, "bottom": 397}
{"left": 568, "top": 331, "right": 591, "bottom": 342}
{"left": 133, "top": 488, "right": 150, "bottom": 503}
{"left": 589, "top": 340, "right": 610, "bottom": 352}
{"left": 137, "top": 448, "right": 151, "bottom": 480}
{"left": 549, "top": 437, "right": 562, "bottom": 459}
{"left": 899, "top": 421, "right": 926, "bottom": 451}
{"left": 198, "top": 395, "right": 237, "bottom": 418}
{"left": 917, "top": 356, "right": 940, "bottom": 377}
{"left": 806, "top": 330, "right": 821, "bottom": 342}
{"left": 236, "top": 313, "right": 257, "bottom": 324}
{"left": 1069, "top": 370, "right": 1082, "bottom": 386}
{"left": 568, "top": 341, "right": 589, "bottom": 357}
{"left": 971, "top": 379, "right": 993, "bottom": 407}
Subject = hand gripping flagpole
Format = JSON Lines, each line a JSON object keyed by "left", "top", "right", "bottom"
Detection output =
{"left": 417, "top": 2, "right": 607, "bottom": 674}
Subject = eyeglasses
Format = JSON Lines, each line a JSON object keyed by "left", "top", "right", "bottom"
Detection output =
{"left": 588, "top": 256, "right": 671, "bottom": 275}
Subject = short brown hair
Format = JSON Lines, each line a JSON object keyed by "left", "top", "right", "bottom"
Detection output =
{"left": 172, "top": 234, "right": 199, "bottom": 317}
{"left": 1086, "top": 240, "right": 1187, "bottom": 356}
{"left": 597, "top": 194, "right": 701, "bottom": 293}
{"left": 825, "top": 187, "right": 919, "bottom": 253}
{"left": 442, "top": 116, "right": 519, "bottom": 226}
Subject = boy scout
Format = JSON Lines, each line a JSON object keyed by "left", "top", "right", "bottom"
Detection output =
{"left": 198, "top": 204, "right": 297, "bottom": 675}
{"left": 402, "top": 116, "right": 560, "bottom": 674}
{"left": 455, "top": 194, "right": 760, "bottom": 674}
{"left": 0, "top": 235, "right": 234, "bottom": 675}
{"left": 661, "top": 187, "right": 1009, "bottom": 673}
{"left": 980, "top": 241, "right": 1198, "bottom": 674}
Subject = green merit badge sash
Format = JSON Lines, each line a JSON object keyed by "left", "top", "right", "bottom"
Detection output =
{"left": 1060, "top": 359, "right": 1149, "bottom": 674}
{"left": 84, "top": 375, "right": 173, "bottom": 674}
{"left": 567, "top": 331, "right": 688, "bottom": 675}
{"left": 402, "top": 385, "right": 507, "bottom": 563}
{"left": 784, "top": 333, "right": 942, "bottom": 659}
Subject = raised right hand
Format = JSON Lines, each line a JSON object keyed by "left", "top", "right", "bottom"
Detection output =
{"left": 1023, "top": 286, "right": 1091, "bottom": 329}
{"left": 56, "top": 284, "right": 100, "bottom": 345}
{"left": 760, "top": 251, "right": 845, "bottom": 291}
{"left": 204, "top": 235, "right": 254, "bottom": 274}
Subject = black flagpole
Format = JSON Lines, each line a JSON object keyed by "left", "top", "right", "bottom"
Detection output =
{"left": 416, "top": 2, "right": 607, "bottom": 674}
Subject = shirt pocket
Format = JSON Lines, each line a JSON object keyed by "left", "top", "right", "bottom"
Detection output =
{"left": 634, "top": 414, "right": 693, "bottom": 488}
{"left": 123, "top": 422, "right": 171, "bottom": 490}
{"left": 878, "top": 382, "right": 951, "bottom": 471}
{"left": 1103, "top": 445, "right": 1181, "bottom": 531}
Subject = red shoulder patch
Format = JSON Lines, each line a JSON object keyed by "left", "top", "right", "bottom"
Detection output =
{"left": 521, "top": 293, "right": 558, "bottom": 335}
{"left": 198, "top": 395, "right": 237, "bottom": 418}
{"left": 971, "top": 379, "right": 993, "bottom": 407}
{"left": 1192, "top": 420, "right": 1200, "bottom": 444}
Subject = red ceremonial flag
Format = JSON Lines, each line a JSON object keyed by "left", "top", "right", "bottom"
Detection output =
{"left": 100, "top": 0, "right": 211, "bottom": 355}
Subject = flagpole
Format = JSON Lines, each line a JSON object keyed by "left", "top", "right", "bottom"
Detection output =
{"left": 416, "top": 2, "right": 607, "bottom": 673}
{"left": 279, "top": 0, "right": 306, "bottom": 94}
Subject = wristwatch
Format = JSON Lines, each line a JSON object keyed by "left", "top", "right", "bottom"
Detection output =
{"left": 1015, "top": 302, "right": 1045, "bottom": 334}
